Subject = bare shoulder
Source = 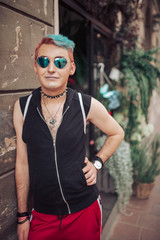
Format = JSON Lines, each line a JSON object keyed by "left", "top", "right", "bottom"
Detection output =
{"left": 87, "top": 97, "right": 109, "bottom": 122}
{"left": 13, "top": 99, "right": 23, "bottom": 132}
{"left": 13, "top": 99, "right": 28, "bottom": 159}
{"left": 87, "top": 97, "right": 124, "bottom": 136}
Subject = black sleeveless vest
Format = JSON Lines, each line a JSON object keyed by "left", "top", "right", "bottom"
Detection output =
{"left": 20, "top": 87, "right": 98, "bottom": 215}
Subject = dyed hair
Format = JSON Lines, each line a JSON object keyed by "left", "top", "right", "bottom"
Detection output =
{"left": 35, "top": 34, "right": 75, "bottom": 62}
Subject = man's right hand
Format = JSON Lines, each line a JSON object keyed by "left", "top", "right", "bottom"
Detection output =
{"left": 17, "top": 220, "right": 30, "bottom": 240}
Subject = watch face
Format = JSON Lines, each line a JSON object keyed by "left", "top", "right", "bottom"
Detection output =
{"left": 94, "top": 160, "right": 102, "bottom": 170}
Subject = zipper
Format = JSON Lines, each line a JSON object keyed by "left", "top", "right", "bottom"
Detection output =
{"left": 37, "top": 106, "right": 71, "bottom": 214}
{"left": 53, "top": 135, "right": 71, "bottom": 214}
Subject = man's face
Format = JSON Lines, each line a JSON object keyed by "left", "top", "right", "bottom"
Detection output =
{"left": 34, "top": 44, "right": 75, "bottom": 93}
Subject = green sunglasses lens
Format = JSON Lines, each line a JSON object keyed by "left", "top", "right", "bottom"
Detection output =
{"left": 54, "top": 58, "right": 67, "bottom": 69}
{"left": 37, "top": 57, "right": 49, "bottom": 68}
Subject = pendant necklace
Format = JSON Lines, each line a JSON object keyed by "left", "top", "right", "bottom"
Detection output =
{"left": 42, "top": 97, "right": 65, "bottom": 128}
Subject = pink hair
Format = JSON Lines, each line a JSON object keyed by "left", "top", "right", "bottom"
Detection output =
{"left": 34, "top": 38, "right": 74, "bottom": 62}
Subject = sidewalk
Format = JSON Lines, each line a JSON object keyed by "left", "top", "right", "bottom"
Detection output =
{"left": 107, "top": 176, "right": 160, "bottom": 240}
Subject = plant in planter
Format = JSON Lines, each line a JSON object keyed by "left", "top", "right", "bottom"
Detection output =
{"left": 96, "top": 136, "right": 133, "bottom": 213}
{"left": 119, "top": 47, "right": 160, "bottom": 143}
{"left": 132, "top": 134, "right": 160, "bottom": 199}
{"left": 95, "top": 47, "right": 160, "bottom": 207}
{"left": 111, "top": 47, "right": 160, "bottom": 200}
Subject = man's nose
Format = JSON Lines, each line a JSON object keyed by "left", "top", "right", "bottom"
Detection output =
{"left": 48, "top": 61, "right": 56, "bottom": 72}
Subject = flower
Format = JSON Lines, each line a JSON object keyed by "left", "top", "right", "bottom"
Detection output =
{"left": 131, "top": 132, "right": 142, "bottom": 142}
{"left": 89, "top": 140, "right": 95, "bottom": 145}
{"left": 142, "top": 124, "right": 154, "bottom": 138}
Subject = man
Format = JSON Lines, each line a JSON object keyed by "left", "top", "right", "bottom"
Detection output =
{"left": 13, "top": 34, "right": 124, "bottom": 240}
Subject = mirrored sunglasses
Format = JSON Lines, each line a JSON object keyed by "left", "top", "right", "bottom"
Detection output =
{"left": 37, "top": 56, "right": 68, "bottom": 69}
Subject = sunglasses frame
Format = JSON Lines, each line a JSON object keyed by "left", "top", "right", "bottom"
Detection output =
{"left": 37, "top": 56, "right": 68, "bottom": 69}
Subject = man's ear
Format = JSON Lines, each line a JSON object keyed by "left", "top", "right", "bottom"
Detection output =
{"left": 70, "top": 62, "right": 76, "bottom": 76}
{"left": 34, "top": 61, "right": 37, "bottom": 74}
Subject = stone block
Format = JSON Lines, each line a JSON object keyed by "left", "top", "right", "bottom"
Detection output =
{"left": 0, "top": 0, "right": 53, "bottom": 24}
{"left": 0, "top": 171, "right": 17, "bottom": 240}
{"left": 0, "top": 6, "right": 53, "bottom": 90}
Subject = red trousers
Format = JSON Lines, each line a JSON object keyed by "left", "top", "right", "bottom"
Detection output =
{"left": 28, "top": 197, "right": 102, "bottom": 240}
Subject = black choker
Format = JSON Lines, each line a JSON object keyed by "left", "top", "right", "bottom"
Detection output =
{"left": 41, "top": 88, "right": 67, "bottom": 99}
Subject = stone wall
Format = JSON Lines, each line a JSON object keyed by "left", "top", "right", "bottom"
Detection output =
{"left": 0, "top": 1, "right": 55, "bottom": 239}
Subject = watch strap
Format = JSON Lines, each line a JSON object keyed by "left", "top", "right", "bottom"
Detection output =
{"left": 92, "top": 156, "right": 104, "bottom": 166}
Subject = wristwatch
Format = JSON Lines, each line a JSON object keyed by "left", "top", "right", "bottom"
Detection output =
{"left": 92, "top": 156, "right": 103, "bottom": 171}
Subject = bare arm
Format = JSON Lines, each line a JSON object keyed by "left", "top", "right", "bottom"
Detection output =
{"left": 13, "top": 100, "right": 30, "bottom": 240}
{"left": 87, "top": 97, "right": 124, "bottom": 162}
{"left": 83, "top": 97, "right": 124, "bottom": 185}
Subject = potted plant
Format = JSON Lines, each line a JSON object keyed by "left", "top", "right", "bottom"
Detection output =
{"left": 96, "top": 136, "right": 133, "bottom": 213}
{"left": 112, "top": 47, "right": 160, "bottom": 200}
{"left": 132, "top": 134, "right": 160, "bottom": 199}
{"left": 119, "top": 47, "right": 160, "bottom": 143}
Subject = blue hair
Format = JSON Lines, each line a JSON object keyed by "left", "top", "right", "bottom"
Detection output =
{"left": 45, "top": 34, "right": 75, "bottom": 52}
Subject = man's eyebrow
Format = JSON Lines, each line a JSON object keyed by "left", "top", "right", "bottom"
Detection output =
{"left": 55, "top": 56, "right": 66, "bottom": 58}
{"left": 37, "top": 55, "right": 66, "bottom": 59}
{"left": 37, "top": 55, "right": 48, "bottom": 58}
